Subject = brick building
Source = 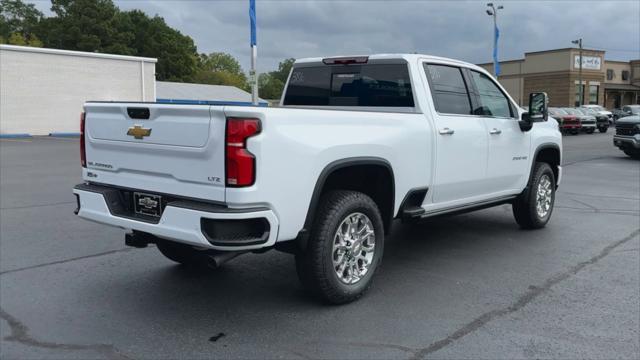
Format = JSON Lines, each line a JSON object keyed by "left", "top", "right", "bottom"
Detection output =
{"left": 478, "top": 48, "right": 640, "bottom": 109}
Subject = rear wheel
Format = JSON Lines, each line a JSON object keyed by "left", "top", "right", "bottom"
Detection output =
{"left": 513, "top": 162, "right": 556, "bottom": 229}
{"left": 296, "top": 191, "right": 384, "bottom": 304}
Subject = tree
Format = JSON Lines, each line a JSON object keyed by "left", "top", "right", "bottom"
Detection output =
{"left": 0, "top": 0, "right": 43, "bottom": 43}
{"left": 38, "top": 0, "right": 135, "bottom": 53}
{"left": 257, "top": 58, "right": 295, "bottom": 100}
{"left": 122, "top": 10, "right": 198, "bottom": 81}
{"left": 30, "top": 1, "right": 199, "bottom": 82}
{"left": 258, "top": 73, "right": 284, "bottom": 100}
{"left": 195, "top": 52, "right": 249, "bottom": 90}
{"left": 199, "top": 52, "right": 245, "bottom": 75}
{"left": 271, "top": 58, "right": 295, "bottom": 83}
{"left": 1, "top": 31, "right": 43, "bottom": 46}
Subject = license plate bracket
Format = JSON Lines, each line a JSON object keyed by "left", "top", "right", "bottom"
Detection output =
{"left": 133, "top": 192, "right": 162, "bottom": 218}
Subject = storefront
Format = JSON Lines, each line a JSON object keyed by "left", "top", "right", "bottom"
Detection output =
{"left": 478, "top": 48, "right": 639, "bottom": 109}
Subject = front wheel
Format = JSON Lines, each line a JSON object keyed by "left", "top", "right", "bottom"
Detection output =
{"left": 571, "top": 129, "right": 579, "bottom": 135}
{"left": 586, "top": 128, "right": 595, "bottom": 134}
{"left": 296, "top": 191, "right": 384, "bottom": 304}
{"left": 598, "top": 127, "right": 608, "bottom": 133}
{"left": 512, "top": 162, "right": 556, "bottom": 229}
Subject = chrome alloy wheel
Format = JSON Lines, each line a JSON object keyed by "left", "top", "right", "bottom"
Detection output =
{"left": 332, "top": 212, "right": 376, "bottom": 285}
{"left": 536, "top": 174, "right": 553, "bottom": 218}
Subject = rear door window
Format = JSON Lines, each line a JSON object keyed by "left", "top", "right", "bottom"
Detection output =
{"left": 283, "top": 64, "right": 414, "bottom": 107}
{"left": 424, "top": 64, "right": 472, "bottom": 115}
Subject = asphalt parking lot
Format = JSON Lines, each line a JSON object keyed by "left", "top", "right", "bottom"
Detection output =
{"left": 1, "top": 132, "right": 639, "bottom": 359}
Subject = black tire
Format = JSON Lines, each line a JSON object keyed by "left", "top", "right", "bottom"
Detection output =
{"left": 295, "top": 190, "right": 384, "bottom": 304}
{"left": 571, "top": 130, "right": 579, "bottom": 135}
{"left": 598, "top": 127, "right": 608, "bottom": 133}
{"left": 586, "top": 128, "right": 595, "bottom": 134}
{"left": 512, "top": 162, "right": 556, "bottom": 229}
{"left": 623, "top": 150, "right": 640, "bottom": 160}
{"left": 156, "top": 240, "right": 200, "bottom": 266}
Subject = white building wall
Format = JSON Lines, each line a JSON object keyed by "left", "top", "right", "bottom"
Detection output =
{"left": 0, "top": 45, "right": 156, "bottom": 135}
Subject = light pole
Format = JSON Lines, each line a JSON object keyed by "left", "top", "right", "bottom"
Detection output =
{"left": 249, "top": 0, "right": 258, "bottom": 105}
{"left": 572, "top": 38, "right": 583, "bottom": 106}
{"left": 486, "top": 3, "right": 503, "bottom": 77}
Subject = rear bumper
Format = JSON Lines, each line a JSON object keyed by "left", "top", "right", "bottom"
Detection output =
{"left": 613, "top": 135, "right": 640, "bottom": 149}
{"left": 73, "top": 184, "right": 279, "bottom": 251}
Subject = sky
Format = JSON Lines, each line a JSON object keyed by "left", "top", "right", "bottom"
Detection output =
{"left": 29, "top": 0, "right": 640, "bottom": 73}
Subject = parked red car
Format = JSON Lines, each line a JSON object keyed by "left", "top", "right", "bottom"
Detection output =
{"left": 549, "top": 107, "right": 581, "bottom": 135}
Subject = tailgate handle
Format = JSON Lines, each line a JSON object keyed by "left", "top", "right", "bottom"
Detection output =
{"left": 127, "top": 107, "right": 150, "bottom": 120}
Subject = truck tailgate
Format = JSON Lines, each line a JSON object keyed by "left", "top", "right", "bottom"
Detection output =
{"left": 83, "top": 103, "right": 226, "bottom": 202}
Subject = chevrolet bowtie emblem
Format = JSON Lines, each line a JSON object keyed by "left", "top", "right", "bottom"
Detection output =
{"left": 127, "top": 125, "right": 152, "bottom": 139}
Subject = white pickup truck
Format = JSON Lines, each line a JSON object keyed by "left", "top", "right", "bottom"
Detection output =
{"left": 74, "top": 54, "right": 562, "bottom": 303}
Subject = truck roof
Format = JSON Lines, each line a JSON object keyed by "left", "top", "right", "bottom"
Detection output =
{"left": 294, "top": 53, "right": 486, "bottom": 72}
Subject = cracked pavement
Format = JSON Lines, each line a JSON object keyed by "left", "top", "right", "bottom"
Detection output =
{"left": 1, "top": 133, "right": 638, "bottom": 359}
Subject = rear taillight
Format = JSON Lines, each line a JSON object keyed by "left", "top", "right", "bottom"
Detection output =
{"left": 225, "top": 117, "right": 261, "bottom": 187}
{"left": 80, "top": 112, "right": 86, "bottom": 168}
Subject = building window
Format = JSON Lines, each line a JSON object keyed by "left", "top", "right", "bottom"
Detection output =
{"left": 606, "top": 69, "right": 614, "bottom": 80}
{"left": 622, "top": 70, "right": 630, "bottom": 81}
{"left": 575, "top": 84, "right": 585, "bottom": 106}
{"left": 589, "top": 84, "right": 599, "bottom": 105}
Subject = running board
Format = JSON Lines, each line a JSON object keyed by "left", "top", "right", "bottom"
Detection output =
{"left": 419, "top": 195, "right": 517, "bottom": 219}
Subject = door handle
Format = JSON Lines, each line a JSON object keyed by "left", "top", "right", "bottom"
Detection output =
{"left": 489, "top": 128, "right": 502, "bottom": 135}
{"left": 439, "top": 128, "right": 455, "bottom": 135}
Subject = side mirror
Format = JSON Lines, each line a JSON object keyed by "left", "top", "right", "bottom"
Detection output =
{"left": 520, "top": 92, "right": 548, "bottom": 131}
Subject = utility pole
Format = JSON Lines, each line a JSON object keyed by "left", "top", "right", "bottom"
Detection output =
{"left": 572, "top": 38, "right": 583, "bottom": 106}
{"left": 486, "top": 3, "right": 503, "bottom": 77}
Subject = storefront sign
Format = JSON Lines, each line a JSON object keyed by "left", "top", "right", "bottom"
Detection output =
{"left": 574, "top": 55, "right": 602, "bottom": 70}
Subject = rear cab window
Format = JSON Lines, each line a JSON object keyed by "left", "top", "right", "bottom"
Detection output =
{"left": 283, "top": 60, "right": 415, "bottom": 109}
{"left": 424, "top": 64, "right": 472, "bottom": 115}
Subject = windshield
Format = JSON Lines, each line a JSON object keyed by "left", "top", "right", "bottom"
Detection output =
{"left": 628, "top": 106, "right": 640, "bottom": 114}
{"left": 564, "top": 108, "right": 579, "bottom": 115}
{"left": 283, "top": 63, "right": 415, "bottom": 108}
{"left": 550, "top": 108, "right": 567, "bottom": 115}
